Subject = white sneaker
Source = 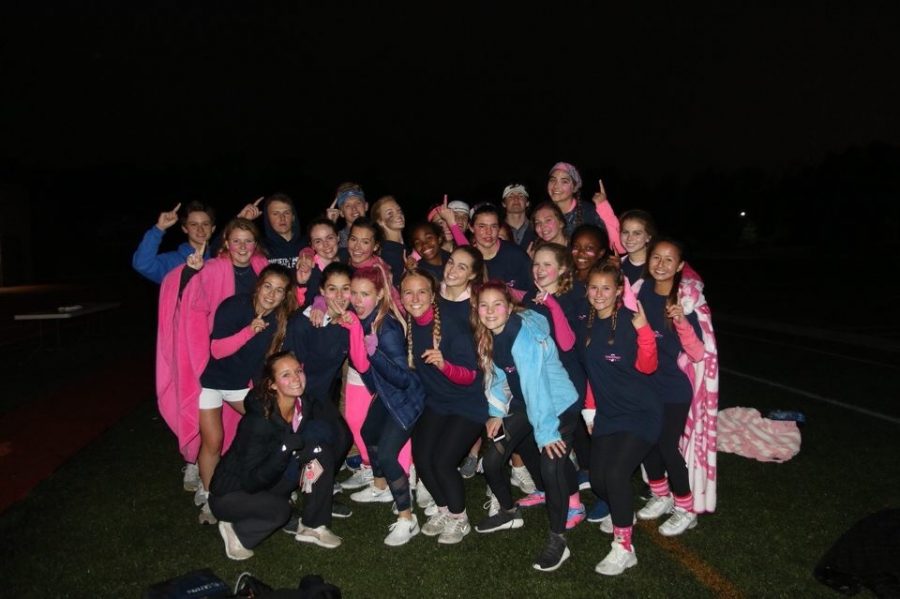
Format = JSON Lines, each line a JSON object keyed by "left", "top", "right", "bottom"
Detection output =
{"left": 438, "top": 515, "right": 471, "bottom": 545}
{"left": 384, "top": 514, "right": 420, "bottom": 546}
{"left": 595, "top": 539, "right": 637, "bottom": 576}
{"left": 637, "top": 495, "right": 674, "bottom": 520}
{"left": 182, "top": 463, "right": 200, "bottom": 492}
{"left": 351, "top": 484, "right": 394, "bottom": 503}
{"left": 598, "top": 513, "right": 636, "bottom": 534}
{"left": 415, "top": 479, "right": 433, "bottom": 508}
{"left": 218, "top": 521, "right": 253, "bottom": 560}
{"left": 295, "top": 524, "right": 342, "bottom": 548}
{"left": 421, "top": 509, "right": 451, "bottom": 537}
{"left": 510, "top": 465, "right": 536, "bottom": 494}
{"left": 483, "top": 492, "right": 500, "bottom": 517}
{"left": 340, "top": 465, "right": 374, "bottom": 490}
{"left": 198, "top": 501, "right": 217, "bottom": 525}
{"left": 658, "top": 507, "right": 698, "bottom": 537}
{"left": 193, "top": 485, "right": 208, "bottom": 507}
{"left": 423, "top": 500, "right": 440, "bottom": 517}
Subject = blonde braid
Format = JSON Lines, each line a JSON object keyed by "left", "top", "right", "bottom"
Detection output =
{"left": 432, "top": 300, "right": 442, "bottom": 350}
{"left": 406, "top": 310, "right": 416, "bottom": 369}
{"left": 608, "top": 305, "right": 618, "bottom": 346}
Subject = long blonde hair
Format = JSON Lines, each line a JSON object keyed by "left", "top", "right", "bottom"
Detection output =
{"left": 401, "top": 269, "right": 442, "bottom": 368}
{"left": 470, "top": 280, "right": 524, "bottom": 374}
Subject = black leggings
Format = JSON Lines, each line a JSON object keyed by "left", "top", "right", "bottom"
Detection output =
{"left": 483, "top": 408, "right": 578, "bottom": 534}
{"left": 361, "top": 397, "right": 413, "bottom": 512}
{"left": 412, "top": 406, "right": 483, "bottom": 514}
{"left": 590, "top": 432, "right": 652, "bottom": 527}
{"left": 642, "top": 402, "right": 691, "bottom": 496}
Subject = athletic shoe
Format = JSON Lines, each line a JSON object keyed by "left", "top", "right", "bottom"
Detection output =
{"left": 459, "top": 455, "right": 478, "bottom": 479}
{"left": 345, "top": 454, "right": 363, "bottom": 470}
{"left": 483, "top": 493, "right": 500, "bottom": 517}
{"left": 340, "top": 465, "right": 373, "bottom": 490}
{"left": 295, "top": 524, "right": 342, "bottom": 549}
{"left": 475, "top": 508, "right": 524, "bottom": 533}
{"left": 415, "top": 480, "right": 433, "bottom": 508}
{"left": 423, "top": 500, "right": 439, "bottom": 517}
{"left": 333, "top": 482, "right": 342, "bottom": 495}
{"left": 565, "top": 504, "right": 586, "bottom": 530}
{"left": 595, "top": 539, "right": 637, "bottom": 576}
{"left": 350, "top": 484, "right": 393, "bottom": 503}
{"left": 510, "top": 465, "right": 536, "bottom": 494}
{"left": 576, "top": 470, "right": 591, "bottom": 491}
{"left": 598, "top": 513, "right": 636, "bottom": 535}
{"left": 438, "top": 515, "right": 471, "bottom": 545}
{"left": 194, "top": 485, "right": 208, "bottom": 507}
{"left": 198, "top": 502, "right": 217, "bottom": 525}
{"left": 658, "top": 507, "right": 697, "bottom": 537}
{"left": 390, "top": 492, "right": 414, "bottom": 516}
{"left": 516, "top": 491, "right": 546, "bottom": 508}
{"left": 532, "top": 533, "right": 570, "bottom": 572}
{"left": 637, "top": 494, "right": 674, "bottom": 521}
{"left": 218, "top": 521, "right": 253, "bottom": 560}
{"left": 182, "top": 463, "right": 200, "bottom": 492}
{"left": 422, "top": 510, "right": 451, "bottom": 537}
{"left": 636, "top": 479, "right": 652, "bottom": 502}
{"left": 331, "top": 500, "right": 353, "bottom": 519}
{"left": 384, "top": 514, "right": 420, "bottom": 546}
{"left": 586, "top": 499, "right": 610, "bottom": 523}
{"left": 282, "top": 515, "right": 300, "bottom": 535}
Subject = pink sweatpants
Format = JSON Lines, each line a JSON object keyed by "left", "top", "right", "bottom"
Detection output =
{"left": 344, "top": 381, "right": 412, "bottom": 474}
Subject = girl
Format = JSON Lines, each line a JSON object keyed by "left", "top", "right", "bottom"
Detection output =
{"left": 633, "top": 238, "right": 718, "bottom": 530}
{"left": 408, "top": 221, "right": 450, "bottom": 282}
{"left": 336, "top": 266, "right": 426, "bottom": 546}
{"left": 619, "top": 210, "right": 657, "bottom": 285}
{"left": 402, "top": 269, "right": 486, "bottom": 545}
{"left": 547, "top": 162, "right": 607, "bottom": 237}
{"left": 294, "top": 217, "right": 341, "bottom": 308}
{"left": 472, "top": 281, "right": 580, "bottom": 573}
{"left": 531, "top": 202, "right": 569, "bottom": 251}
{"left": 197, "top": 264, "right": 296, "bottom": 518}
{"left": 209, "top": 351, "right": 341, "bottom": 559}
{"left": 570, "top": 224, "right": 611, "bottom": 284}
{"left": 577, "top": 263, "right": 658, "bottom": 576}
{"left": 156, "top": 218, "right": 269, "bottom": 523}
{"left": 371, "top": 195, "right": 408, "bottom": 287}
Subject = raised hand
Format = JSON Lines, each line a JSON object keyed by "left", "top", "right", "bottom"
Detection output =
{"left": 295, "top": 251, "right": 314, "bottom": 285}
{"left": 325, "top": 198, "right": 340, "bottom": 223}
{"left": 156, "top": 202, "right": 181, "bottom": 231}
{"left": 532, "top": 282, "right": 549, "bottom": 305}
{"left": 237, "top": 196, "right": 264, "bottom": 220}
{"left": 186, "top": 240, "right": 206, "bottom": 271}
{"left": 403, "top": 249, "right": 418, "bottom": 272}
{"left": 631, "top": 299, "right": 648, "bottom": 330}
{"left": 591, "top": 179, "right": 608, "bottom": 207}
{"left": 665, "top": 302, "right": 685, "bottom": 324}
{"left": 421, "top": 348, "right": 445, "bottom": 370}
{"left": 250, "top": 312, "right": 268, "bottom": 334}
{"left": 436, "top": 194, "right": 456, "bottom": 229}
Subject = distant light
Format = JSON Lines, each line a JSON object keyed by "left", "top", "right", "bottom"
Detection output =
{"left": 739, "top": 211, "right": 747, "bottom": 217}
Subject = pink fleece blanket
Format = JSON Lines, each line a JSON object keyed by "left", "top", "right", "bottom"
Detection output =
{"left": 717, "top": 407, "right": 801, "bottom": 463}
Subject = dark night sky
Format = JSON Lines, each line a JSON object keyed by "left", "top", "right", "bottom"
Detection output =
{"left": 1, "top": 3, "right": 900, "bottom": 280}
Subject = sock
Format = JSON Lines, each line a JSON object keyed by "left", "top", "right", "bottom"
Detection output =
{"left": 568, "top": 492, "right": 582, "bottom": 509}
{"left": 450, "top": 509, "right": 467, "bottom": 520}
{"left": 674, "top": 492, "right": 693, "bottom": 511}
{"left": 649, "top": 477, "right": 671, "bottom": 498}
{"left": 613, "top": 525, "right": 633, "bottom": 551}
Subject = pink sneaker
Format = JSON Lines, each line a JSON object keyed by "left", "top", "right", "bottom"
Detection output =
{"left": 566, "top": 504, "right": 586, "bottom": 530}
{"left": 516, "top": 491, "right": 546, "bottom": 508}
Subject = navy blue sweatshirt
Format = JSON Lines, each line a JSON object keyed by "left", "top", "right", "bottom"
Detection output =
{"left": 484, "top": 240, "right": 533, "bottom": 293}
{"left": 492, "top": 313, "right": 526, "bottom": 415}
{"left": 200, "top": 294, "right": 276, "bottom": 390}
{"left": 282, "top": 312, "right": 350, "bottom": 405}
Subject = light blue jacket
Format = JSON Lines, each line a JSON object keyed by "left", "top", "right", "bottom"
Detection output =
{"left": 486, "top": 310, "right": 579, "bottom": 448}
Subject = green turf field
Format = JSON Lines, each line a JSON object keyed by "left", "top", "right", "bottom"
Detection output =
{"left": 2, "top": 314, "right": 898, "bottom": 598}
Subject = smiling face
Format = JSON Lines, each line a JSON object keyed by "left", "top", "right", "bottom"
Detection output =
{"left": 412, "top": 225, "right": 442, "bottom": 265}
{"left": 571, "top": 231, "right": 605, "bottom": 275}
{"left": 621, "top": 218, "right": 652, "bottom": 256}
{"left": 532, "top": 247, "right": 564, "bottom": 292}
{"left": 477, "top": 288, "right": 512, "bottom": 334}
{"left": 548, "top": 169, "right": 576, "bottom": 206}
{"left": 533, "top": 207, "right": 565, "bottom": 243}
{"left": 350, "top": 277, "right": 382, "bottom": 320}
{"left": 648, "top": 241, "right": 684, "bottom": 287}
{"left": 266, "top": 200, "right": 294, "bottom": 237}
{"left": 254, "top": 273, "right": 289, "bottom": 315}
{"left": 376, "top": 199, "right": 405, "bottom": 232}
{"left": 443, "top": 248, "right": 477, "bottom": 290}
{"left": 587, "top": 271, "right": 621, "bottom": 319}
{"left": 340, "top": 196, "right": 367, "bottom": 225}
{"left": 270, "top": 355, "right": 306, "bottom": 401}
{"left": 182, "top": 210, "right": 215, "bottom": 246}
{"left": 400, "top": 274, "right": 434, "bottom": 319}
{"left": 321, "top": 272, "right": 351, "bottom": 313}
{"left": 471, "top": 212, "right": 500, "bottom": 250}
{"left": 347, "top": 225, "right": 378, "bottom": 266}
{"left": 310, "top": 223, "right": 339, "bottom": 261}
{"left": 226, "top": 228, "right": 257, "bottom": 267}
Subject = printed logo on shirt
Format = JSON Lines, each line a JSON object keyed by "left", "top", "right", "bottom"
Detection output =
{"left": 503, "top": 365, "right": 517, "bottom": 374}
{"left": 604, "top": 353, "right": 622, "bottom": 363}
{"left": 653, "top": 329, "right": 663, "bottom": 338}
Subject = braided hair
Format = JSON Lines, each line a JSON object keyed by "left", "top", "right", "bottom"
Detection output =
{"left": 400, "top": 269, "right": 442, "bottom": 368}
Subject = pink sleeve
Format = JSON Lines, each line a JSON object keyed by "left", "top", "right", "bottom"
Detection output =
{"left": 595, "top": 198, "right": 626, "bottom": 255}
{"left": 634, "top": 323, "right": 658, "bottom": 374}
{"left": 674, "top": 318, "right": 705, "bottom": 362}
{"left": 210, "top": 325, "right": 256, "bottom": 360}
{"left": 440, "top": 360, "right": 477, "bottom": 385}
{"left": 311, "top": 295, "right": 326, "bottom": 313}
{"left": 344, "top": 315, "right": 370, "bottom": 373}
{"left": 509, "top": 287, "right": 526, "bottom": 303}
{"left": 295, "top": 287, "right": 307, "bottom": 307}
{"left": 449, "top": 224, "right": 469, "bottom": 247}
{"left": 542, "top": 294, "right": 575, "bottom": 352}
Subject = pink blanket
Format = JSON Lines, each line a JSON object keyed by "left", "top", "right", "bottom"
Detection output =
{"left": 717, "top": 407, "right": 801, "bottom": 463}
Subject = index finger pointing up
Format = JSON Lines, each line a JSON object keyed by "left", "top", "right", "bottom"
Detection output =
{"left": 172, "top": 202, "right": 182, "bottom": 213}
{"left": 253, "top": 196, "right": 264, "bottom": 207}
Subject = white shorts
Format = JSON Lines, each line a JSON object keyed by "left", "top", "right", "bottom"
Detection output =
{"left": 199, "top": 387, "right": 250, "bottom": 410}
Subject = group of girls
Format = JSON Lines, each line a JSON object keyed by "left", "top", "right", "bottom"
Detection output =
{"left": 154, "top": 162, "right": 718, "bottom": 577}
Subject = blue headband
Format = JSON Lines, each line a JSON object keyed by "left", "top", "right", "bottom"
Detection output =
{"left": 336, "top": 189, "right": 365, "bottom": 208}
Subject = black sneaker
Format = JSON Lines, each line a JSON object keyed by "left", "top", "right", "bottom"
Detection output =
{"left": 282, "top": 514, "right": 300, "bottom": 535}
{"left": 475, "top": 507, "right": 524, "bottom": 533}
{"left": 331, "top": 500, "right": 353, "bottom": 519}
{"left": 533, "top": 532, "right": 571, "bottom": 572}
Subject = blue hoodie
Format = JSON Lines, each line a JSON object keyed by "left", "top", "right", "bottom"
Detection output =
{"left": 132, "top": 226, "right": 211, "bottom": 284}
{"left": 486, "top": 310, "right": 578, "bottom": 448}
